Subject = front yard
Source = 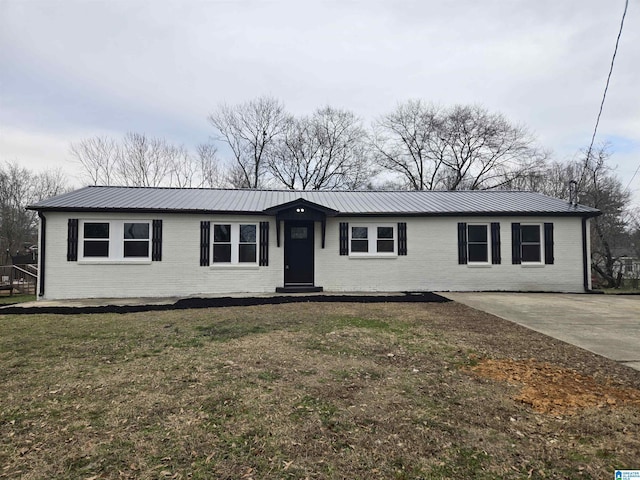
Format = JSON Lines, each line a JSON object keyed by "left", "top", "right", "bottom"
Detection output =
{"left": 1, "top": 302, "right": 639, "bottom": 479}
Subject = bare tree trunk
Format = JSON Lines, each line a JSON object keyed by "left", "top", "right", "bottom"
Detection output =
{"left": 208, "top": 96, "right": 290, "bottom": 188}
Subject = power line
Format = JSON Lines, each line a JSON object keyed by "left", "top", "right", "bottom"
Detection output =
{"left": 625, "top": 162, "right": 640, "bottom": 192}
{"left": 583, "top": 0, "right": 629, "bottom": 167}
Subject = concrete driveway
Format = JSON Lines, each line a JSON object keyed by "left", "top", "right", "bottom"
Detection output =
{"left": 441, "top": 292, "right": 640, "bottom": 371}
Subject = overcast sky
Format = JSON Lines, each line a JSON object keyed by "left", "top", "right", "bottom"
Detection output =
{"left": 1, "top": 0, "right": 638, "bottom": 206}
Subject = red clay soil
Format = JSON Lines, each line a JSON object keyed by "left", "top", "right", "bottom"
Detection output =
{"left": 469, "top": 357, "right": 640, "bottom": 415}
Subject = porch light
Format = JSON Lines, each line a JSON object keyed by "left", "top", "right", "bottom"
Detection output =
{"left": 296, "top": 208, "right": 305, "bottom": 213}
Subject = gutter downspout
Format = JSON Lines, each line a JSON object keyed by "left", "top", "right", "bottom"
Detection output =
{"left": 38, "top": 212, "right": 46, "bottom": 298}
{"left": 582, "top": 217, "right": 589, "bottom": 292}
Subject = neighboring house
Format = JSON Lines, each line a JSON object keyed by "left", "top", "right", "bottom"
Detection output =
{"left": 621, "top": 256, "right": 640, "bottom": 278}
{"left": 617, "top": 255, "right": 640, "bottom": 282}
{"left": 597, "top": 247, "right": 640, "bottom": 287}
{"left": 27, "top": 186, "right": 600, "bottom": 300}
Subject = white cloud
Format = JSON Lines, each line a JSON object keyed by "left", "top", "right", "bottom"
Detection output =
{"left": 0, "top": 126, "right": 102, "bottom": 188}
{"left": 0, "top": 127, "right": 72, "bottom": 169}
{"left": 0, "top": 0, "right": 638, "bottom": 205}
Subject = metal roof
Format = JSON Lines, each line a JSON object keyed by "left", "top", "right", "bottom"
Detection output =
{"left": 28, "top": 186, "right": 600, "bottom": 217}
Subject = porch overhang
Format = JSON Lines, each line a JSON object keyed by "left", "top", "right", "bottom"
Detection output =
{"left": 263, "top": 198, "right": 339, "bottom": 248}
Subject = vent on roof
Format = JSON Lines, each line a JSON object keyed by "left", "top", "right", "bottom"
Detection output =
{"left": 568, "top": 180, "right": 578, "bottom": 207}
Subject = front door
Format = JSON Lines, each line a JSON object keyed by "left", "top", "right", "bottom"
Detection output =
{"left": 284, "top": 221, "right": 314, "bottom": 285}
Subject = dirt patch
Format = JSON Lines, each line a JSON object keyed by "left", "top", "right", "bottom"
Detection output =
{"left": 470, "top": 358, "right": 640, "bottom": 415}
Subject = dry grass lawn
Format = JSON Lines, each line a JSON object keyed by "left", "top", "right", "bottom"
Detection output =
{"left": 1, "top": 301, "right": 639, "bottom": 479}
{"left": 0, "top": 294, "right": 35, "bottom": 306}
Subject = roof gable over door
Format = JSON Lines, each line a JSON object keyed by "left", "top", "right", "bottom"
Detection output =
{"left": 263, "top": 197, "right": 339, "bottom": 220}
{"left": 263, "top": 198, "right": 339, "bottom": 248}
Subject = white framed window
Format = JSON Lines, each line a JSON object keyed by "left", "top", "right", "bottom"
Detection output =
{"left": 82, "top": 222, "right": 110, "bottom": 258}
{"left": 349, "top": 224, "right": 396, "bottom": 256}
{"left": 520, "top": 224, "right": 542, "bottom": 264}
{"left": 80, "top": 220, "right": 151, "bottom": 261}
{"left": 467, "top": 224, "right": 489, "bottom": 264}
{"left": 123, "top": 222, "right": 150, "bottom": 258}
{"left": 212, "top": 223, "right": 257, "bottom": 265}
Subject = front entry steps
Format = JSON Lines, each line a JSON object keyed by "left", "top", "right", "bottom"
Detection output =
{"left": 276, "top": 286, "right": 324, "bottom": 293}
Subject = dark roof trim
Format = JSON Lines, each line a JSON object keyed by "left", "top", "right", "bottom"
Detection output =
{"left": 29, "top": 206, "right": 601, "bottom": 218}
{"left": 338, "top": 211, "right": 602, "bottom": 219}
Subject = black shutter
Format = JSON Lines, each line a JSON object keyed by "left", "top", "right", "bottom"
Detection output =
{"left": 457, "top": 222, "right": 467, "bottom": 264}
{"left": 511, "top": 223, "right": 521, "bottom": 264}
{"left": 339, "top": 222, "right": 349, "bottom": 255}
{"left": 491, "top": 222, "right": 501, "bottom": 265}
{"left": 200, "top": 221, "right": 210, "bottom": 266}
{"left": 67, "top": 219, "right": 79, "bottom": 261}
{"left": 152, "top": 220, "right": 162, "bottom": 261}
{"left": 259, "top": 221, "right": 269, "bottom": 266}
{"left": 398, "top": 222, "right": 407, "bottom": 256}
{"left": 544, "top": 222, "right": 554, "bottom": 265}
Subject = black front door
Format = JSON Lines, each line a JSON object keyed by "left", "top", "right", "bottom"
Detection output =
{"left": 284, "top": 221, "right": 314, "bottom": 285}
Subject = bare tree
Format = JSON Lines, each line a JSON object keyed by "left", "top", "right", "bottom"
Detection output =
{"left": 117, "top": 132, "right": 178, "bottom": 187}
{"left": 504, "top": 160, "right": 580, "bottom": 199}
{"left": 72, "top": 133, "right": 223, "bottom": 188}
{"left": 266, "top": 116, "right": 301, "bottom": 189}
{"left": 268, "top": 106, "right": 373, "bottom": 190}
{"left": 438, "top": 105, "right": 547, "bottom": 190}
{"left": 168, "top": 146, "right": 197, "bottom": 188}
{"left": 373, "top": 100, "right": 444, "bottom": 190}
{"left": 33, "top": 168, "right": 69, "bottom": 201}
{"left": 0, "top": 161, "right": 69, "bottom": 258}
{"left": 208, "top": 96, "right": 290, "bottom": 188}
{"left": 578, "top": 145, "right": 631, "bottom": 288}
{"left": 513, "top": 143, "right": 631, "bottom": 288}
{"left": 374, "top": 101, "right": 546, "bottom": 190}
{"left": 195, "top": 143, "right": 224, "bottom": 188}
{"left": 70, "top": 136, "right": 118, "bottom": 186}
{"left": 0, "top": 162, "right": 31, "bottom": 258}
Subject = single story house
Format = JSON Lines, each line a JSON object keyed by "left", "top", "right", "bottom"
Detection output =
{"left": 28, "top": 186, "right": 600, "bottom": 300}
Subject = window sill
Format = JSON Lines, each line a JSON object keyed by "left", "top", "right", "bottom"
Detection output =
{"left": 78, "top": 259, "right": 152, "bottom": 265}
{"left": 348, "top": 255, "right": 398, "bottom": 259}
{"left": 467, "top": 263, "right": 492, "bottom": 268}
{"left": 210, "top": 264, "right": 260, "bottom": 270}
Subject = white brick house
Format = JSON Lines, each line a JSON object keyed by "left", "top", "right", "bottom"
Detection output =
{"left": 28, "top": 187, "right": 600, "bottom": 300}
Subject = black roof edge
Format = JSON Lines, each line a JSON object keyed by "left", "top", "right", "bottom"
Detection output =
{"left": 27, "top": 206, "right": 601, "bottom": 218}
{"left": 338, "top": 211, "right": 602, "bottom": 218}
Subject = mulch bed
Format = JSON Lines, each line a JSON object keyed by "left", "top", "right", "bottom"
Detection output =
{"left": 0, "top": 291, "right": 449, "bottom": 315}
